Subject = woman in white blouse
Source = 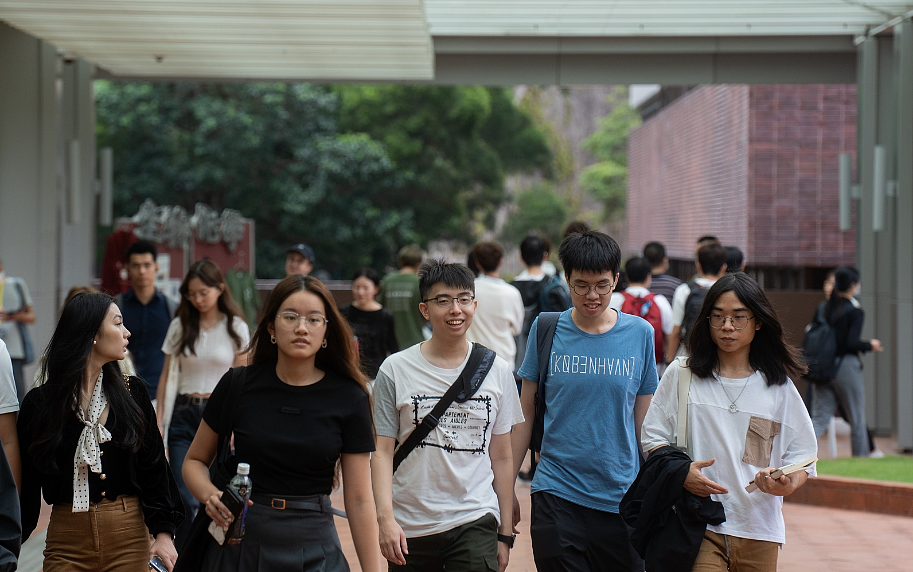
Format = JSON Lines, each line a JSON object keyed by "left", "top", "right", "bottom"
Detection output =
{"left": 156, "top": 259, "right": 250, "bottom": 550}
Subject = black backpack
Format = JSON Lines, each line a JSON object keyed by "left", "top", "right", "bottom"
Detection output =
{"left": 539, "top": 275, "right": 572, "bottom": 313}
{"left": 680, "top": 281, "right": 709, "bottom": 345}
{"left": 802, "top": 303, "right": 843, "bottom": 384}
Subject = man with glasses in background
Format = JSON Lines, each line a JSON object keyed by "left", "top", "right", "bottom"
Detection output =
{"left": 372, "top": 259, "right": 523, "bottom": 572}
{"left": 511, "top": 231, "right": 657, "bottom": 572}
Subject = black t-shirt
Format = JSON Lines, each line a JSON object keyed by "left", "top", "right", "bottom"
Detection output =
{"left": 339, "top": 304, "right": 399, "bottom": 379}
{"left": 202, "top": 362, "right": 375, "bottom": 496}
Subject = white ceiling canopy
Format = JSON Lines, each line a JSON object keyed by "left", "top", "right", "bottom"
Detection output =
{"left": 0, "top": 0, "right": 435, "bottom": 80}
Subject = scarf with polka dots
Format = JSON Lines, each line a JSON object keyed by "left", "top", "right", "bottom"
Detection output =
{"left": 73, "top": 372, "right": 112, "bottom": 512}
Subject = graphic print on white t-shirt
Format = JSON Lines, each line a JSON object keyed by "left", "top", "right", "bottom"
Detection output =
{"left": 409, "top": 394, "right": 492, "bottom": 454}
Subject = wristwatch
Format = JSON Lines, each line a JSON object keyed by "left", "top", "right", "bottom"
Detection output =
{"left": 497, "top": 533, "right": 516, "bottom": 549}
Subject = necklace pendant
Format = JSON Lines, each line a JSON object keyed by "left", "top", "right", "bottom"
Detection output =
{"left": 728, "top": 403, "right": 739, "bottom": 413}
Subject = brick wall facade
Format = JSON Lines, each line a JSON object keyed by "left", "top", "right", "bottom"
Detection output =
{"left": 627, "top": 84, "right": 856, "bottom": 269}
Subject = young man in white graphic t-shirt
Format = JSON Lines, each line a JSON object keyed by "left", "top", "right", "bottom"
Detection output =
{"left": 372, "top": 259, "right": 523, "bottom": 572}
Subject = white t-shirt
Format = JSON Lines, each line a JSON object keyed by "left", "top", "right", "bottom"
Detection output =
{"left": 641, "top": 361, "right": 817, "bottom": 544}
{"left": 0, "top": 341, "right": 19, "bottom": 414}
{"left": 610, "top": 286, "right": 674, "bottom": 335}
{"left": 373, "top": 343, "right": 524, "bottom": 537}
{"left": 467, "top": 275, "right": 524, "bottom": 366}
{"left": 162, "top": 315, "right": 250, "bottom": 395}
{"left": 671, "top": 277, "right": 717, "bottom": 326}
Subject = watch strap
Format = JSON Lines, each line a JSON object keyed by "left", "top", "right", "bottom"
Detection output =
{"left": 497, "top": 533, "right": 515, "bottom": 548}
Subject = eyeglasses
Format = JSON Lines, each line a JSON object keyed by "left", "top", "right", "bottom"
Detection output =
{"left": 708, "top": 314, "right": 755, "bottom": 330}
{"left": 184, "top": 287, "right": 216, "bottom": 302}
{"left": 570, "top": 282, "right": 614, "bottom": 296}
{"left": 422, "top": 295, "right": 475, "bottom": 308}
{"left": 277, "top": 311, "right": 329, "bottom": 331}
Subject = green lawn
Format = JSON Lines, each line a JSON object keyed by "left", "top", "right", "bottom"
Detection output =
{"left": 815, "top": 456, "right": 913, "bottom": 484}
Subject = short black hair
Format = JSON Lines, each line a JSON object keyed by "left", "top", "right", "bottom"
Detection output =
{"left": 519, "top": 234, "right": 549, "bottom": 267}
{"left": 696, "top": 235, "right": 719, "bottom": 245}
{"left": 563, "top": 220, "right": 590, "bottom": 239}
{"left": 472, "top": 242, "right": 503, "bottom": 273}
{"left": 697, "top": 242, "right": 727, "bottom": 276}
{"left": 725, "top": 246, "right": 744, "bottom": 273}
{"left": 624, "top": 257, "right": 652, "bottom": 283}
{"left": 125, "top": 240, "right": 158, "bottom": 262}
{"left": 643, "top": 242, "right": 666, "bottom": 266}
{"left": 558, "top": 231, "right": 621, "bottom": 278}
{"left": 418, "top": 259, "right": 476, "bottom": 301}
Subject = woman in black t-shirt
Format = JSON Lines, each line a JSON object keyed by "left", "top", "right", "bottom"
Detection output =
{"left": 18, "top": 292, "right": 183, "bottom": 571}
{"left": 182, "top": 275, "right": 382, "bottom": 572}
{"left": 340, "top": 267, "right": 399, "bottom": 380}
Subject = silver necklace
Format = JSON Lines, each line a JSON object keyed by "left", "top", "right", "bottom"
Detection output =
{"left": 713, "top": 372, "right": 751, "bottom": 413}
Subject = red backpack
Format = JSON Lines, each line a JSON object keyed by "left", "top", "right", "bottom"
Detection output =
{"left": 620, "top": 292, "right": 663, "bottom": 363}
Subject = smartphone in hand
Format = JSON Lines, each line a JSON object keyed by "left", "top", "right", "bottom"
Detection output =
{"left": 208, "top": 485, "right": 245, "bottom": 545}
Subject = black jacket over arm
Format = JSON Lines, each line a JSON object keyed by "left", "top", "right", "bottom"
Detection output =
{"left": 620, "top": 446, "right": 726, "bottom": 572}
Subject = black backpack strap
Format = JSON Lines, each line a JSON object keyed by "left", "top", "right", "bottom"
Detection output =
{"left": 392, "top": 343, "right": 496, "bottom": 472}
{"left": 531, "top": 312, "right": 560, "bottom": 453}
{"left": 214, "top": 366, "right": 247, "bottom": 471}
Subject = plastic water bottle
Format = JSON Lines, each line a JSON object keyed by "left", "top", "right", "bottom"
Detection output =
{"left": 226, "top": 463, "right": 252, "bottom": 545}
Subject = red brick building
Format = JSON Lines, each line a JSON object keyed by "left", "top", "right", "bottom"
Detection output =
{"left": 627, "top": 84, "right": 857, "bottom": 289}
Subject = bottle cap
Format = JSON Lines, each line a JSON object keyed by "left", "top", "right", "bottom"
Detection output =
{"left": 237, "top": 463, "right": 250, "bottom": 475}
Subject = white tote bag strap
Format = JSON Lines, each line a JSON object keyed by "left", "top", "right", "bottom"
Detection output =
{"left": 675, "top": 356, "right": 691, "bottom": 453}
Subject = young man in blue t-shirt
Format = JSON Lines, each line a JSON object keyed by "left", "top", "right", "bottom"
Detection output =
{"left": 511, "top": 231, "right": 658, "bottom": 572}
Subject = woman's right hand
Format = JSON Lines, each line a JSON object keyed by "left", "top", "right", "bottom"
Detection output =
{"left": 378, "top": 515, "right": 408, "bottom": 566}
{"left": 204, "top": 491, "right": 233, "bottom": 529}
{"left": 871, "top": 339, "right": 883, "bottom": 352}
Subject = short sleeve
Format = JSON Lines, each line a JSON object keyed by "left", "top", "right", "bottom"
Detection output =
{"left": 201, "top": 368, "right": 234, "bottom": 431}
{"left": 15, "top": 278, "right": 33, "bottom": 307}
{"left": 341, "top": 387, "right": 375, "bottom": 454}
{"left": 0, "top": 342, "right": 18, "bottom": 414}
{"left": 491, "top": 363, "right": 523, "bottom": 435}
{"left": 640, "top": 363, "right": 680, "bottom": 453}
{"left": 161, "top": 318, "right": 183, "bottom": 355}
{"left": 516, "top": 317, "right": 541, "bottom": 382}
{"left": 231, "top": 316, "right": 251, "bottom": 351}
{"left": 372, "top": 368, "right": 400, "bottom": 439}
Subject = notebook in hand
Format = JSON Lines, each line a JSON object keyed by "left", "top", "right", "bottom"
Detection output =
{"left": 745, "top": 455, "right": 817, "bottom": 493}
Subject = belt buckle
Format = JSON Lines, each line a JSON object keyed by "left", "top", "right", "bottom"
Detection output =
{"left": 271, "top": 498, "right": 286, "bottom": 510}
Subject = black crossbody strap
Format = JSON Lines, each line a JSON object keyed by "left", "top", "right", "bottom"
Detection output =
{"left": 393, "top": 343, "right": 496, "bottom": 472}
{"left": 214, "top": 366, "right": 246, "bottom": 469}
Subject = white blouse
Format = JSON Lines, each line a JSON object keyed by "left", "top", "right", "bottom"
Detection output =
{"left": 162, "top": 315, "right": 250, "bottom": 395}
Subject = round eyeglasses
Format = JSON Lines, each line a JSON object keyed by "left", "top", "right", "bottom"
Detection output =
{"left": 422, "top": 295, "right": 475, "bottom": 308}
{"left": 277, "top": 311, "right": 328, "bottom": 331}
{"left": 570, "top": 282, "right": 614, "bottom": 296}
{"left": 708, "top": 314, "right": 755, "bottom": 330}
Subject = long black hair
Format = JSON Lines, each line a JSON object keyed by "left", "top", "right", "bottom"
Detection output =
{"left": 825, "top": 266, "right": 860, "bottom": 322}
{"left": 687, "top": 272, "right": 805, "bottom": 386}
{"left": 30, "top": 293, "right": 145, "bottom": 473}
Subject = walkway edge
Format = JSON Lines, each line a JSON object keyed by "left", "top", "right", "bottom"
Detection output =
{"left": 786, "top": 474, "right": 913, "bottom": 517}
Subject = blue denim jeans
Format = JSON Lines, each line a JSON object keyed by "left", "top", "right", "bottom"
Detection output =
{"left": 168, "top": 396, "right": 207, "bottom": 550}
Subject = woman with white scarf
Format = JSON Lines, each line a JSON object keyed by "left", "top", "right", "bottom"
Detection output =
{"left": 18, "top": 292, "right": 184, "bottom": 571}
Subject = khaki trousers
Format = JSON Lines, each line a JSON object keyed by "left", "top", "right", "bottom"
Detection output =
{"left": 691, "top": 530, "right": 779, "bottom": 572}
{"left": 44, "top": 495, "right": 150, "bottom": 572}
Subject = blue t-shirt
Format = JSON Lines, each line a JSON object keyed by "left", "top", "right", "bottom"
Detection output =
{"left": 518, "top": 309, "right": 658, "bottom": 512}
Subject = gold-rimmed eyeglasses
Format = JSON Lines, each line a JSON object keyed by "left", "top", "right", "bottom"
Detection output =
{"left": 708, "top": 314, "right": 755, "bottom": 330}
{"left": 277, "top": 311, "right": 328, "bottom": 331}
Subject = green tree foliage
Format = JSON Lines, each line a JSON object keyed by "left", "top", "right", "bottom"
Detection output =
{"left": 334, "top": 86, "right": 551, "bottom": 241}
{"left": 580, "top": 87, "right": 642, "bottom": 222}
{"left": 500, "top": 183, "right": 571, "bottom": 248}
{"left": 97, "top": 82, "right": 550, "bottom": 278}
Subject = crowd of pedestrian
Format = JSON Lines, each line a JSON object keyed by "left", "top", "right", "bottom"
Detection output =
{"left": 0, "top": 226, "right": 880, "bottom": 572}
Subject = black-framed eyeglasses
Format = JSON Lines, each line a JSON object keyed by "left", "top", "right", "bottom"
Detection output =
{"left": 708, "top": 314, "right": 755, "bottom": 330}
{"left": 277, "top": 311, "right": 329, "bottom": 331}
{"left": 422, "top": 295, "right": 475, "bottom": 308}
{"left": 570, "top": 282, "right": 614, "bottom": 296}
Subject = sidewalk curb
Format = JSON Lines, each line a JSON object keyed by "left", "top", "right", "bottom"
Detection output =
{"left": 786, "top": 474, "right": 913, "bottom": 517}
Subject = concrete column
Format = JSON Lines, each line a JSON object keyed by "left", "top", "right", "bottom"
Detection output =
{"left": 896, "top": 20, "right": 913, "bottom": 450}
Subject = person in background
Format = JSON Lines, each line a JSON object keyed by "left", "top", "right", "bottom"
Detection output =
{"left": 182, "top": 275, "right": 382, "bottom": 572}
{"left": 0, "top": 258, "right": 36, "bottom": 402}
{"left": 809, "top": 267, "right": 883, "bottom": 457}
{"left": 666, "top": 242, "right": 728, "bottom": 363}
{"left": 643, "top": 242, "right": 682, "bottom": 302}
{"left": 610, "top": 257, "right": 673, "bottom": 378}
{"left": 18, "top": 292, "right": 183, "bottom": 570}
{"left": 285, "top": 243, "right": 316, "bottom": 277}
{"left": 116, "top": 241, "right": 178, "bottom": 402}
{"left": 0, "top": 343, "right": 19, "bottom": 491}
{"left": 378, "top": 245, "right": 427, "bottom": 349}
{"left": 156, "top": 259, "right": 250, "bottom": 550}
{"left": 467, "top": 242, "right": 525, "bottom": 367}
{"left": 725, "top": 246, "right": 746, "bottom": 273}
{"left": 340, "top": 268, "right": 399, "bottom": 381}
{"left": 641, "top": 273, "right": 816, "bottom": 572}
